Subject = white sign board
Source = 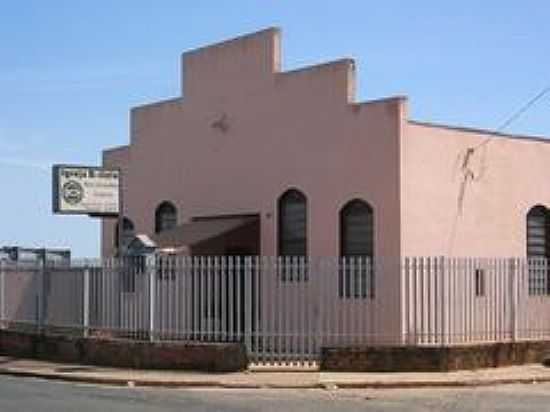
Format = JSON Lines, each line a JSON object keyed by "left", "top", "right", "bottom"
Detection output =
{"left": 52, "top": 165, "right": 120, "bottom": 216}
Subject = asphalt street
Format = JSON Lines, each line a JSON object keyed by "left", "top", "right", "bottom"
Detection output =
{"left": 1, "top": 375, "right": 550, "bottom": 411}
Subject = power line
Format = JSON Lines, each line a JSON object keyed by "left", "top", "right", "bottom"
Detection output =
{"left": 474, "top": 86, "right": 550, "bottom": 150}
{"left": 449, "top": 86, "right": 550, "bottom": 254}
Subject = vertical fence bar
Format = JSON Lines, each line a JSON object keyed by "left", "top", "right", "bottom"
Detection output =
{"left": 349, "top": 257, "right": 355, "bottom": 346}
{"left": 499, "top": 258, "right": 504, "bottom": 341}
{"left": 328, "top": 257, "right": 335, "bottom": 348}
{"left": 313, "top": 257, "right": 320, "bottom": 362}
{"left": 106, "top": 259, "right": 111, "bottom": 333}
{"left": 254, "top": 257, "right": 261, "bottom": 363}
{"left": 236, "top": 257, "right": 242, "bottom": 343}
{"left": 148, "top": 255, "right": 156, "bottom": 342}
{"left": 463, "top": 258, "right": 468, "bottom": 343}
{"left": 195, "top": 256, "right": 201, "bottom": 340}
{"left": 403, "top": 257, "right": 410, "bottom": 344}
{"left": 421, "top": 257, "right": 427, "bottom": 344}
{"left": 166, "top": 257, "right": 172, "bottom": 339}
{"left": 83, "top": 262, "right": 90, "bottom": 338}
{"left": 452, "top": 257, "right": 461, "bottom": 345}
{"left": 411, "top": 257, "right": 418, "bottom": 344}
{"left": 206, "top": 257, "right": 211, "bottom": 341}
{"left": 0, "top": 260, "right": 5, "bottom": 328}
{"left": 269, "top": 257, "right": 276, "bottom": 364}
{"left": 293, "top": 257, "right": 299, "bottom": 361}
{"left": 484, "top": 258, "right": 490, "bottom": 342}
{"left": 39, "top": 256, "right": 48, "bottom": 331}
{"left": 357, "top": 257, "right": 364, "bottom": 346}
{"left": 221, "top": 257, "right": 227, "bottom": 342}
{"left": 494, "top": 259, "right": 499, "bottom": 341}
{"left": 161, "top": 256, "right": 166, "bottom": 338}
{"left": 439, "top": 256, "right": 446, "bottom": 346}
{"left": 244, "top": 257, "right": 252, "bottom": 357}
{"left": 199, "top": 256, "right": 205, "bottom": 341}
{"left": 464, "top": 259, "right": 468, "bottom": 343}
{"left": 159, "top": 256, "right": 165, "bottom": 339}
{"left": 214, "top": 257, "right": 220, "bottom": 341}
{"left": 101, "top": 260, "right": 106, "bottom": 333}
{"left": 276, "top": 257, "right": 282, "bottom": 364}
{"left": 340, "top": 257, "right": 346, "bottom": 345}
{"left": 174, "top": 257, "right": 180, "bottom": 339}
{"left": 228, "top": 257, "right": 234, "bottom": 342}
{"left": 182, "top": 257, "right": 189, "bottom": 340}
{"left": 109, "top": 259, "right": 114, "bottom": 333}
{"left": 510, "top": 258, "right": 517, "bottom": 341}
{"left": 300, "top": 257, "right": 306, "bottom": 364}
{"left": 427, "top": 257, "right": 434, "bottom": 344}
{"left": 181, "top": 256, "right": 187, "bottom": 340}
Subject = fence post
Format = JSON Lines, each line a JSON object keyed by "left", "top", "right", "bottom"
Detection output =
{"left": 38, "top": 251, "right": 47, "bottom": 332}
{"left": 0, "top": 260, "right": 5, "bottom": 329}
{"left": 244, "top": 257, "right": 252, "bottom": 353}
{"left": 440, "top": 256, "right": 447, "bottom": 346}
{"left": 83, "top": 262, "right": 90, "bottom": 338}
{"left": 403, "top": 257, "right": 413, "bottom": 345}
{"left": 509, "top": 258, "right": 518, "bottom": 342}
{"left": 148, "top": 255, "right": 156, "bottom": 342}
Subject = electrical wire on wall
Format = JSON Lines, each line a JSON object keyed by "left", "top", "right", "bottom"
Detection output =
{"left": 447, "top": 86, "right": 550, "bottom": 254}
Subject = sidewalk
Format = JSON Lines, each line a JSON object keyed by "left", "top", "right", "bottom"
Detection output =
{"left": 0, "top": 356, "right": 549, "bottom": 389}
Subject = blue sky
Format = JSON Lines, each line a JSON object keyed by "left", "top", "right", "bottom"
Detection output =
{"left": 1, "top": 1, "right": 549, "bottom": 258}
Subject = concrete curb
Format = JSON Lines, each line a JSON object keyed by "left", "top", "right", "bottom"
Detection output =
{"left": 1, "top": 366, "right": 550, "bottom": 389}
{"left": 321, "top": 377, "right": 550, "bottom": 389}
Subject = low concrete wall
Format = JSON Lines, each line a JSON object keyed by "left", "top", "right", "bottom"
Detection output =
{"left": 0, "top": 330, "right": 247, "bottom": 372}
{"left": 321, "top": 342, "right": 550, "bottom": 372}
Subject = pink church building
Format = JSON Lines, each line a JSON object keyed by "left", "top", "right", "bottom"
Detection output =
{"left": 97, "top": 27, "right": 550, "bottom": 348}
{"left": 102, "top": 27, "right": 550, "bottom": 262}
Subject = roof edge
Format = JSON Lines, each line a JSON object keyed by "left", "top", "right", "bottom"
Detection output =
{"left": 131, "top": 97, "right": 182, "bottom": 113}
{"left": 181, "top": 27, "right": 281, "bottom": 58}
{"left": 409, "top": 120, "right": 550, "bottom": 144}
{"left": 103, "top": 144, "right": 129, "bottom": 154}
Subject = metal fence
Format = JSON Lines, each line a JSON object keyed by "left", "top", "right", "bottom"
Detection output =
{"left": 0, "top": 256, "right": 549, "bottom": 366}
{"left": 402, "top": 257, "right": 550, "bottom": 345}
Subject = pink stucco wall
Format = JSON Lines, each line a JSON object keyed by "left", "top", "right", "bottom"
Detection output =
{"left": 402, "top": 122, "right": 550, "bottom": 257}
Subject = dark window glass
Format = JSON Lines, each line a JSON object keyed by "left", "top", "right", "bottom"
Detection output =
{"left": 155, "top": 202, "right": 178, "bottom": 233}
{"left": 340, "top": 199, "right": 374, "bottom": 257}
{"left": 278, "top": 190, "right": 307, "bottom": 257}
{"left": 339, "top": 199, "right": 374, "bottom": 299}
{"left": 527, "top": 205, "right": 550, "bottom": 295}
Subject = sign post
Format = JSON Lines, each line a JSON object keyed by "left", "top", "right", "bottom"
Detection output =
{"left": 53, "top": 164, "right": 125, "bottom": 333}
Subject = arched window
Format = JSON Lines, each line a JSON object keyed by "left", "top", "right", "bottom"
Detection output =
{"left": 115, "top": 217, "right": 135, "bottom": 250}
{"left": 155, "top": 201, "right": 178, "bottom": 233}
{"left": 278, "top": 189, "right": 307, "bottom": 257}
{"left": 339, "top": 199, "right": 374, "bottom": 299}
{"left": 527, "top": 205, "right": 549, "bottom": 258}
{"left": 527, "top": 205, "right": 550, "bottom": 295}
{"left": 340, "top": 199, "right": 374, "bottom": 257}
